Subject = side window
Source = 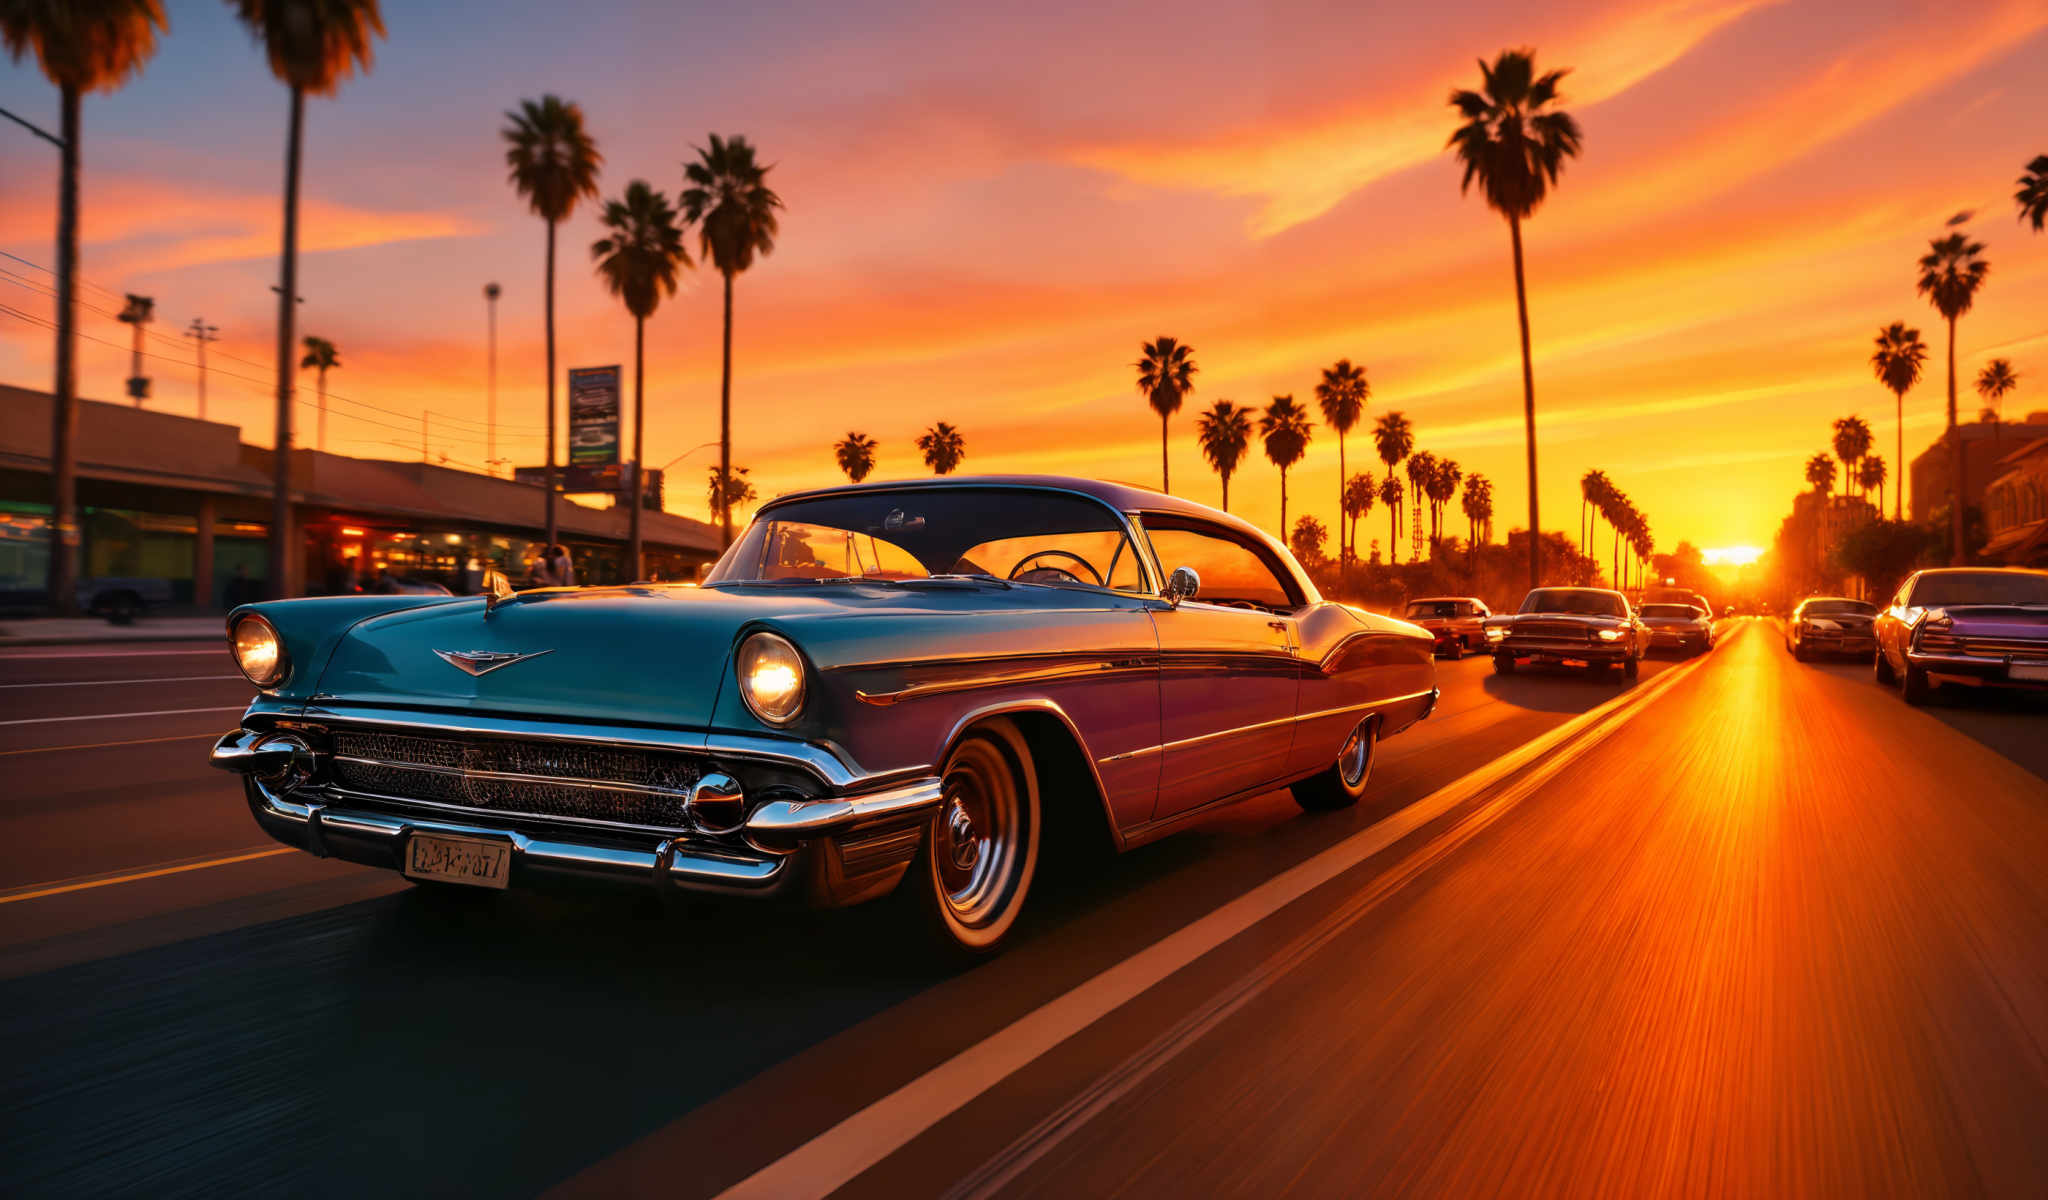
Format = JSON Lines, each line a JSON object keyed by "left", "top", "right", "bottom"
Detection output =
{"left": 1144, "top": 523, "right": 1299, "bottom": 610}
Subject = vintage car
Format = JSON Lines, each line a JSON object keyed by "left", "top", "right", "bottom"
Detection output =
{"left": 1873, "top": 567, "right": 2048, "bottom": 705}
{"left": 1785, "top": 596, "right": 1876, "bottom": 661}
{"left": 1402, "top": 596, "right": 1491, "bottom": 658}
{"left": 1638, "top": 602, "right": 1714, "bottom": 656}
{"left": 210, "top": 477, "right": 1438, "bottom": 954}
{"left": 1483, "top": 586, "right": 1646, "bottom": 679}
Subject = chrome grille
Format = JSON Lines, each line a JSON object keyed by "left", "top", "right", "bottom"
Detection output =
{"left": 327, "top": 729, "right": 704, "bottom": 830}
{"left": 1505, "top": 621, "right": 1591, "bottom": 641}
{"left": 1959, "top": 635, "right": 2048, "bottom": 658}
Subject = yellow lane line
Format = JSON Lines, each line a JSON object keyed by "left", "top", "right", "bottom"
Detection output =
{"left": 0, "top": 731, "right": 221, "bottom": 757}
{"left": 0, "top": 847, "right": 297, "bottom": 906}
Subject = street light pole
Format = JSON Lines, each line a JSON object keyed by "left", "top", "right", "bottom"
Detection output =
{"left": 484, "top": 282, "right": 501, "bottom": 474}
{"left": 116, "top": 294, "right": 154, "bottom": 405}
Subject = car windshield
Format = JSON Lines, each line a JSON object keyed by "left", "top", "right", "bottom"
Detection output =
{"left": 1519, "top": 588, "right": 1625, "bottom": 617}
{"left": 703, "top": 488, "right": 1147, "bottom": 591}
{"left": 1640, "top": 604, "right": 1698, "bottom": 619}
{"left": 1909, "top": 572, "right": 2048, "bottom": 608}
{"left": 1803, "top": 600, "right": 1875, "bottom": 617}
{"left": 1406, "top": 601, "right": 1459, "bottom": 620}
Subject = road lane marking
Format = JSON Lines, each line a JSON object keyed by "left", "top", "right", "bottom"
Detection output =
{"left": 0, "top": 847, "right": 296, "bottom": 906}
{"left": 0, "top": 704, "right": 246, "bottom": 727}
{"left": 0, "top": 648, "right": 221, "bottom": 660}
{"left": 0, "top": 731, "right": 221, "bottom": 757}
{"left": 0, "top": 675, "right": 243, "bottom": 689}
{"left": 716, "top": 629, "right": 1731, "bottom": 1200}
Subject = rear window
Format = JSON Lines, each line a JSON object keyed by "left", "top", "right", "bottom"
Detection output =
{"left": 1406, "top": 601, "right": 1459, "bottom": 620}
{"left": 1802, "top": 600, "right": 1875, "bottom": 617}
{"left": 1519, "top": 589, "right": 1625, "bottom": 617}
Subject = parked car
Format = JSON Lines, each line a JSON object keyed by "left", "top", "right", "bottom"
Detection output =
{"left": 1786, "top": 596, "right": 1877, "bottom": 661}
{"left": 1403, "top": 596, "right": 1491, "bottom": 658}
{"left": 1639, "top": 602, "right": 1714, "bottom": 656}
{"left": 81, "top": 576, "right": 174, "bottom": 624}
{"left": 1873, "top": 567, "right": 2048, "bottom": 705}
{"left": 1483, "top": 586, "right": 1647, "bottom": 679}
{"left": 211, "top": 477, "right": 1438, "bottom": 955}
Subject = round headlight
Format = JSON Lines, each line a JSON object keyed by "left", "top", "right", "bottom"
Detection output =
{"left": 737, "top": 631, "right": 805, "bottom": 725}
{"left": 230, "top": 613, "right": 289, "bottom": 688}
{"left": 1596, "top": 628, "right": 1624, "bottom": 641}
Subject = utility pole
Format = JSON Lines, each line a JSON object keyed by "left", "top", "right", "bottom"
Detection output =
{"left": 484, "top": 282, "right": 501, "bottom": 474}
{"left": 422, "top": 411, "right": 430, "bottom": 463}
{"left": 7, "top": 98, "right": 78, "bottom": 615}
{"left": 184, "top": 318, "right": 219, "bottom": 420}
{"left": 117, "top": 294, "right": 154, "bottom": 405}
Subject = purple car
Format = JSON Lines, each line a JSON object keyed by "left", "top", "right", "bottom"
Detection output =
{"left": 1873, "top": 567, "right": 2048, "bottom": 705}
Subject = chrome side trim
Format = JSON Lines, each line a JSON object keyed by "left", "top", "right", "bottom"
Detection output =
{"left": 853, "top": 655, "right": 1155, "bottom": 706}
{"left": 1097, "top": 689, "right": 1434, "bottom": 765}
{"left": 702, "top": 732, "right": 871, "bottom": 790}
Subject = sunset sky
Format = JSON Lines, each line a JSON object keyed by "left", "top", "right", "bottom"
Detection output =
{"left": 3, "top": 0, "right": 2046, "bottom": 557}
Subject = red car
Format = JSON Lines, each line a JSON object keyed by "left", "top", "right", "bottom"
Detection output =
{"left": 1403, "top": 596, "right": 1491, "bottom": 658}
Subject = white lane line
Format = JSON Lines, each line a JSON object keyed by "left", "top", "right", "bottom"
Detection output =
{"left": 0, "top": 848, "right": 297, "bottom": 906}
{"left": 0, "top": 675, "right": 243, "bottom": 689}
{"left": 717, "top": 641, "right": 1720, "bottom": 1200}
{"left": 0, "top": 647, "right": 222, "bottom": 660}
{"left": 0, "top": 705, "right": 246, "bottom": 727}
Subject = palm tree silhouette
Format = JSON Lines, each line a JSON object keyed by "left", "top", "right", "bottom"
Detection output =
{"left": 1870, "top": 322, "right": 1927, "bottom": 521}
{"left": 3, "top": 0, "right": 164, "bottom": 615}
{"left": 1448, "top": 48, "right": 1582, "bottom": 589}
{"left": 1260, "top": 396, "right": 1313, "bottom": 535}
{"left": 504, "top": 94, "right": 602, "bottom": 547}
{"left": 1371, "top": 411, "right": 1413, "bottom": 562}
{"left": 1859, "top": 456, "right": 1888, "bottom": 517}
{"left": 1977, "top": 357, "right": 2019, "bottom": 472}
{"left": 1405, "top": 451, "right": 1436, "bottom": 559}
{"left": 1315, "top": 360, "right": 1369, "bottom": 563}
{"left": 1917, "top": 228, "right": 1990, "bottom": 563}
{"left": 1463, "top": 473, "right": 1494, "bottom": 554}
{"left": 1601, "top": 487, "right": 1632, "bottom": 586}
{"left": 1427, "top": 458, "right": 1462, "bottom": 546}
{"left": 1806, "top": 453, "right": 1837, "bottom": 493}
{"left": 834, "top": 432, "right": 877, "bottom": 482}
{"left": 1579, "top": 469, "right": 1610, "bottom": 556}
{"left": 917, "top": 422, "right": 965, "bottom": 475}
{"left": 231, "top": 0, "right": 383, "bottom": 597}
{"left": 1136, "top": 337, "right": 1197, "bottom": 494}
{"left": 1342, "top": 472, "right": 1376, "bottom": 561}
{"left": 1289, "top": 516, "right": 1328, "bottom": 566}
{"left": 1831, "top": 416, "right": 1871, "bottom": 503}
{"left": 592, "top": 180, "right": 689, "bottom": 579}
{"left": 299, "top": 337, "right": 340, "bottom": 453}
{"left": 1377, "top": 475, "right": 1404, "bottom": 563}
{"left": 2018, "top": 155, "right": 2048, "bottom": 233}
{"left": 707, "top": 465, "right": 755, "bottom": 523}
{"left": 1195, "top": 399, "right": 1252, "bottom": 511}
{"left": 682, "top": 134, "right": 783, "bottom": 548}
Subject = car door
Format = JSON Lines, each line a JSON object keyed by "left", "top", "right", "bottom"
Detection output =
{"left": 1139, "top": 518, "right": 1303, "bottom": 821}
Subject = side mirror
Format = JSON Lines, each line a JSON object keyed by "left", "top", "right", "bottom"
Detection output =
{"left": 1162, "top": 565, "right": 1200, "bottom": 608}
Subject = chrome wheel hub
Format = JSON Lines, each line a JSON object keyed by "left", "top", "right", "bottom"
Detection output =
{"left": 934, "top": 738, "right": 1022, "bottom": 928}
{"left": 1339, "top": 721, "right": 1374, "bottom": 788}
{"left": 945, "top": 800, "right": 981, "bottom": 871}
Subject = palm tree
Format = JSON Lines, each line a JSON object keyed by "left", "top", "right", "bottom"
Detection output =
{"left": 1195, "top": 399, "right": 1252, "bottom": 511}
{"left": 1260, "top": 396, "right": 1313, "bottom": 535}
{"left": 1315, "top": 359, "right": 1369, "bottom": 563}
{"left": 503, "top": 94, "right": 602, "bottom": 548}
{"left": 707, "top": 465, "right": 755, "bottom": 523}
{"left": 1427, "top": 458, "right": 1462, "bottom": 544}
{"left": 1859, "top": 456, "right": 1888, "bottom": 517}
{"left": 1342, "top": 472, "right": 1375, "bottom": 560}
{"left": 1289, "top": 516, "right": 1328, "bottom": 565}
{"left": 834, "top": 431, "right": 877, "bottom": 482}
{"left": 1870, "top": 322, "right": 1927, "bottom": 521}
{"left": 1917, "top": 228, "right": 1990, "bottom": 563}
{"left": 2, "top": 0, "right": 165, "bottom": 615}
{"left": 917, "top": 422, "right": 965, "bottom": 474}
{"left": 1136, "top": 337, "right": 1197, "bottom": 493}
{"left": 1463, "top": 473, "right": 1494, "bottom": 552}
{"left": 1371, "top": 411, "right": 1414, "bottom": 561}
{"left": 592, "top": 180, "right": 689, "bottom": 579}
{"left": 682, "top": 134, "right": 783, "bottom": 548}
{"left": 1976, "top": 357, "right": 2018, "bottom": 470}
{"left": 1404, "top": 451, "right": 1436, "bottom": 558}
{"left": 1805, "top": 452, "right": 1837, "bottom": 494}
{"left": 299, "top": 336, "right": 340, "bottom": 452}
{"left": 1377, "top": 475, "right": 1404, "bottom": 563}
{"left": 233, "top": 0, "right": 384, "bottom": 598}
{"left": 2019, "top": 155, "right": 2048, "bottom": 233}
{"left": 1601, "top": 488, "right": 1632, "bottom": 586}
{"left": 1831, "top": 416, "right": 1872, "bottom": 502}
{"left": 1448, "top": 48, "right": 1583, "bottom": 590}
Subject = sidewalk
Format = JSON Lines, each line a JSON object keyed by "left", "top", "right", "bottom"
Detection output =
{"left": 0, "top": 616, "right": 225, "bottom": 647}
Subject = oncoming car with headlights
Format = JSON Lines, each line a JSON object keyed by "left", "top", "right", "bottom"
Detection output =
{"left": 212, "top": 477, "right": 1438, "bottom": 955}
{"left": 1482, "top": 586, "right": 1646, "bottom": 680}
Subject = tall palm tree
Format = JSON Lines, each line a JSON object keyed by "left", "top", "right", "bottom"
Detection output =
{"left": 1404, "top": 451, "right": 1436, "bottom": 558}
{"left": 1831, "top": 416, "right": 1871, "bottom": 502}
{"left": 682, "top": 134, "right": 783, "bottom": 548}
{"left": 1427, "top": 458, "right": 1462, "bottom": 544}
{"left": 503, "top": 94, "right": 601, "bottom": 548}
{"left": 917, "top": 422, "right": 965, "bottom": 475}
{"left": 592, "top": 180, "right": 689, "bottom": 579}
{"left": 1602, "top": 488, "right": 1632, "bottom": 586}
{"left": 707, "top": 465, "right": 755, "bottom": 523}
{"left": 299, "top": 336, "right": 339, "bottom": 452}
{"left": 1463, "top": 473, "right": 1493, "bottom": 551}
{"left": 233, "top": 0, "right": 383, "bottom": 598}
{"left": 1448, "top": 48, "right": 1582, "bottom": 589}
{"left": 834, "top": 431, "right": 877, "bottom": 482}
{"left": 1342, "top": 471, "right": 1375, "bottom": 560}
{"left": 1870, "top": 322, "right": 1927, "bottom": 521}
{"left": 1260, "top": 396, "right": 1313, "bottom": 535}
{"left": 1859, "top": 456, "right": 1888, "bottom": 517}
{"left": 1315, "top": 359, "right": 1368, "bottom": 563}
{"left": 2018, "top": 155, "right": 2048, "bottom": 233}
{"left": 2, "top": 0, "right": 165, "bottom": 615}
{"left": 1135, "top": 336, "right": 1197, "bottom": 494}
{"left": 1917, "top": 228, "right": 1989, "bottom": 563}
{"left": 1371, "top": 411, "right": 1414, "bottom": 562}
{"left": 1377, "top": 475, "right": 1404, "bottom": 563}
{"left": 1195, "top": 399, "right": 1252, "bottom": 511}
{"left": 1976, "top": 357, "right": 2018, "bottom": 471}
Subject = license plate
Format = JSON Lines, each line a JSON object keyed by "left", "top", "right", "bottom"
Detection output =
{"left": 2010, "top": 662, "right": 2048, "bottom": 682}
{"left": 404, "top": 833, "right": 511, "bottom": 889}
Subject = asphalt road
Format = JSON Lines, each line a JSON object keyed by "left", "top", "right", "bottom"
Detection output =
{"left": 1, "top": 622, "right": 2043, "bottom": 1197}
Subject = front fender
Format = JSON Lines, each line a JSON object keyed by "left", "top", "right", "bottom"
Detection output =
{"left": 227, "top": 595, "right": 467, "bottom": 703}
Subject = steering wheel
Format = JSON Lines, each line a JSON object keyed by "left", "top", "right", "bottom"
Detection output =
{"left": 1007, "top": 549, "right": 1104, "bottom": 586}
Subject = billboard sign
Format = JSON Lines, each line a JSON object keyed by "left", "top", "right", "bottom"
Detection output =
{"left": 566, "top": 365, "right": 620, "bottom": 467}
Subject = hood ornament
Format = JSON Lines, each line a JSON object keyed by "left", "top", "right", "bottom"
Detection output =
{"left": 434, "top": 648, "right": 553, "bottom": 677}
{"left": 482, "top": 568, "right": 515, "bottom": 614}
